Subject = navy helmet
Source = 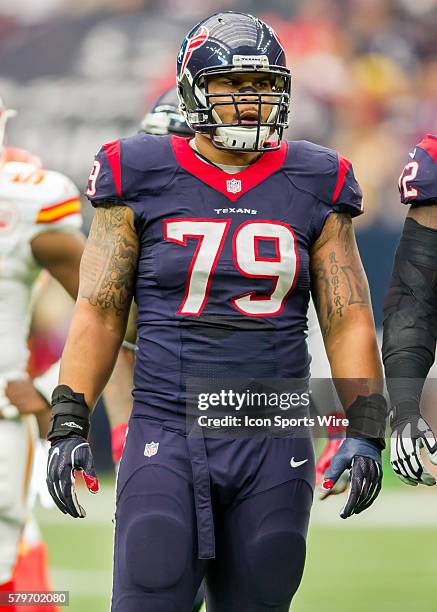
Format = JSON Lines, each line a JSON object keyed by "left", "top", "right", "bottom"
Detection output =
{"left": 139, "top": 87, "right": 193, "bottom": 137}
{"left": 176, "top": 11, "right": 291, "bottom": 152}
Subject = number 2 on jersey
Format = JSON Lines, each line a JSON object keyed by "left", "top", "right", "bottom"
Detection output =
{"left": 164, "top": 219, "right": 298, "bottom": 317}
{"left": 399, "top": 161, "right": 419, "bottom": 199}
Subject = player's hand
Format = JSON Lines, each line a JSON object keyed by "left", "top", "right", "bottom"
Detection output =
{"left": 316, "top": 439, "right": 349, "bottom": 499}
{"left": 46, "top": 435, "right": 99, "bottom": 518}
{"left": 6, "top": 379, "right": 49, "bottom": 415}
{"left": 389, "top": 409, "right": 437, "bottom": 486}
{"left": 0, "top": 378, "right": 19, "bottom": 419}
{"left": 323, "top": 438, "right": 382, "bottom": 518}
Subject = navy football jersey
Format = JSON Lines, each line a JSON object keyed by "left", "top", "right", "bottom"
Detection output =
{"left": 86, "top": 136, "right": 362, "bottom": 418}
{"left": 398, "top": 134, "right": 437, "bottom": 205}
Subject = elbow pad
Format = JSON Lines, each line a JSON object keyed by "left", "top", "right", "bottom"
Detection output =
{"left": 382, "top": 218, "right": 437, "bottom": 406}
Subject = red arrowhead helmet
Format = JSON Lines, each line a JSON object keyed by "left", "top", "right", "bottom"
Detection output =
{"left": 176, "top": 11, "right": 291, "bottom": 152}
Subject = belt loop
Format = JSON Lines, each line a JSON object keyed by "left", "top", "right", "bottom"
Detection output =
{"left": 187, "top": 423, "right": 215, "bottom": 559}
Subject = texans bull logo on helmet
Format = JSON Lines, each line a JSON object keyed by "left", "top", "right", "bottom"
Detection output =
{"left": 178, "top": 26, "right": 209, "bottom": 76}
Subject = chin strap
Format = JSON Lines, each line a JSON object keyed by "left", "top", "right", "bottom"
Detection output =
{"left": 214, "top": 125, "right": 270, "bottom": 150}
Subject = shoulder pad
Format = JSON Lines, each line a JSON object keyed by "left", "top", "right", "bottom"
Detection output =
{"left": 398, "top": 135, "right": 437, "bottom": 205}
{"left": 283, "top": 140, "right": 363, "bottom": 217}
{"left": 85, "top": 134, "right": 177, "bottom": 207}
{"left": 0, "top": 162, "right": 81, "bottom": 226}
{"left": 34, "top": 170, "right": 81, "bottom": 226}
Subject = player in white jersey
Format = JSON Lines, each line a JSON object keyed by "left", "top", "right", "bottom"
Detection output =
{"left": 0, "top": 98, "right": 85, "bottom": 606}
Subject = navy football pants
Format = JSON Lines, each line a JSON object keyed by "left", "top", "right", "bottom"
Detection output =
{"left": 112, "top": 418, "right": 313, "bottom": 612}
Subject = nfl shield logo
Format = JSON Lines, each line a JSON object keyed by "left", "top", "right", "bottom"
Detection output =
{"left": 144, "top": 441, "right": 159, "bottom": 458}
{"left": 226, "top": 178, "right": 242, "bottom": 194}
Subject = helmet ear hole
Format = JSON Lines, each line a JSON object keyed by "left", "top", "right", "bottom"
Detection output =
{"left": 197, "top": 75, "right": 206, "bottom": 93}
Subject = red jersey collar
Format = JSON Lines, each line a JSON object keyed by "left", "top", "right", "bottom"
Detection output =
{"left": 171, "top": 136, "right": 288, "bottom": 202}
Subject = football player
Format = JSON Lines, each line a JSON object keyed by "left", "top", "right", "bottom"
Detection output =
{"left": 0, "top": 98, "right": 139, "bottom": 611}
{"left": 139, "top": 80, "right": 364, "bottom": 509}
{"left": 46, "top": 12, "right": 386, "bottom": 612}
{"left": 383, "top": 135, "right": 437, "bottom": 486}
{"left": 0, "top": 98, "right": 85, "bottom": 609}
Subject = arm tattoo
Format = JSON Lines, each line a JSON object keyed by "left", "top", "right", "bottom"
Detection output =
{"left": 311, "top": 213, "right": 370, "bottom": 337}
{"left": 79, "top": 205, "right": 139, "bottom": 316}
{"left": 328, "top": 251, "right": 345, "bottom": 317}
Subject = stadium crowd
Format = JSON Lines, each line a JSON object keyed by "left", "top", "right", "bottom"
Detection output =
{"left": 0, "top": 0, "right": 435, "bottom": 230}
{"left": 0, "top": 0, "right": 435, "bottom": 468}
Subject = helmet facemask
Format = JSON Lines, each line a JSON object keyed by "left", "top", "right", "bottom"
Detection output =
{"left": 180, "top": 63, "right": 291, "bottom": 153}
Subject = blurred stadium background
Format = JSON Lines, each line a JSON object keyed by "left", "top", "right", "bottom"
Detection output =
{"left": 1, "top": 0, "right": 436, "bottom": 610}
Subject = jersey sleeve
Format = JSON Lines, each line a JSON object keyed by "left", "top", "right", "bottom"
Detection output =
{"left": 30, "top": 170, "right": 82, "bottom": 239}
{"left": 283, "top": 141, "right": 363, "bottom": 241}
{"left": 331, "top": 154, "right": 363, "bottom": 217}
{"left": 86, "top": 135, "right": 177, "bottom": 210}
{"left": 310, "top": 151, "right": 363, "bottom": 241}
{"left": 85, "top": 141, "right": 124, "bottom": 206}
{"left": 398, "top": 135, "right": 437, "bottom": 205}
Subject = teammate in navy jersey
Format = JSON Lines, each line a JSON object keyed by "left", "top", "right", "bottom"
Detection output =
{"left": 383, "top": 135, "right": 437, "bottom": 486}
{"left": 46, "top": 12, "right": 387, "bottom": 612}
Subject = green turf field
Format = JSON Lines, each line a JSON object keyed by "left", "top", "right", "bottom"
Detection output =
{"left": 37, "top": 466, "right": 437, "bottom": 612}
{"left": 40, "top": 520, "right": 437, "bottom": 612}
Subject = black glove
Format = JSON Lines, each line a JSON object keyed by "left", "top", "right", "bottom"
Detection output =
{"left": 47, "top": 436, "right": 99, "bottom": 517}
{"left": 46, "top": 385, "right": 99, "bottom": 518}
{"left": 324, "top": 438, "right": 382, "bottom": 518}
{"left": 323, "top": 394, "right": 386, "bottom": 518}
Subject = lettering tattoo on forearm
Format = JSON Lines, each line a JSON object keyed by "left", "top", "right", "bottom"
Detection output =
{"left": 79, "top": 205, "right": 138, "bottom": 316}
{"left": 312, "top": 213, "right": 369, "bottom": 337}
{"left": 328, "top": 251, "right": 345, "bottom": 317}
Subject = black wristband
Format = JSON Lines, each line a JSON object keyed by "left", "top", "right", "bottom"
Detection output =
{"left": 346, "top": 394, "right": 387, "bottom": 450}
{"left": 389, "top": 400, "right": 421, "bottom": 429}
{"left": 47, "top": 384, "right": 90, "bottom": 442}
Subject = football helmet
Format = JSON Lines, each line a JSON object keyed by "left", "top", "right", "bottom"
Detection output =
{"left": 0, "top": 97, "right": 17, "bottom": 155}
{"left": 176, "top": 11, "right": 291, "bottom": 152}
{"left": 139, "top": 87, "right": 193, "bottom": 137}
